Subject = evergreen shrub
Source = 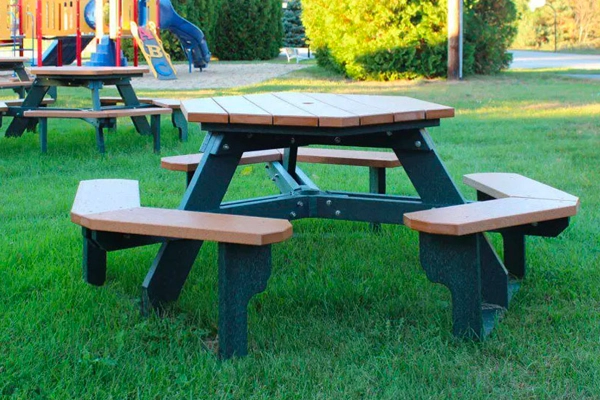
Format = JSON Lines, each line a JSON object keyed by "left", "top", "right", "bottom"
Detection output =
{"left": 283, "top": 0, "right": 307, "bottom": 48}
{"left": 213, "top": 0, "right": 283, "bottom": 60}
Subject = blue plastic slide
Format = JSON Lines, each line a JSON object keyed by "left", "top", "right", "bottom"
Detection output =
{"left": 159, "top": 0, "right": 211, "bottom": 69}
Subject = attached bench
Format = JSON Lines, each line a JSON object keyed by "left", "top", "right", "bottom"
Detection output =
{"left": 403, "top": 173, "right": 579, "bottom": 339}
{"left": 24, "top": 107, "right": 171, "bottom": 153}
{"left": 4, "top": 98, "right": 56, "bottom": 107}
{"left": 161, "top": 147, "right": 401, "bottom": 192}
{"left": 0, "top": 80, "right": 32, "bottom": 98}
{"left": 100, "top": 96, "right": 188, "bottom": 141}
{"left": 71, "top": 179, "right": 293, "bottom": 359}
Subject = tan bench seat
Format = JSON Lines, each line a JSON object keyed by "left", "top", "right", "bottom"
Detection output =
{"left": 404, "top": 197, "right": 578, "bottom": 236}
{"left": 71, "top": 179, "right": 292, "bottom": 246}
{"left": 0, "top": 80, "right": 32, "bottom": 89}
{"left": 161, "top": 148, "right": 400, "bottom": 172}
{"left": 24, "top": 107, "right": 171, "bottom": 119}
{"left": 161, "top": 147, "right": 401, "bottom": 200}
{"left": 99, "top": 96, "right": 154, "bottom": 106}
{"left": 4, "top": 98, "right": 55, "bottom": 107}
{"left": 463, "top": 172, "right": 579, "bottom": 203}
{"left": 71, "top": 179, "right": 293, "bottom": 359}
{"left": 23, "top": 107, "right": 171, "bottom": 153}
{"left": 0, "top": 101, "right": 6, "bottom": 112}
{"left": 100, "top": 97, "right": 188, "bottom": 141}
{"left": 161, "top": 149, "right": 283, "bottom": 172}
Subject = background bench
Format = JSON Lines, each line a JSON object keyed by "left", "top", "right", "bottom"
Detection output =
{"left": 0, "top": 80, "right": 32, "bottom": 98}
{"left": 71, "top": 179, "right": 292, "bottom": 359}
{"left": 100, "top": 96, "right": 188, "bottom": 141}
{"left": 24, "top": 107, "right": 171, "bottom": 153}
{"left": 403, "top": 173, "right": 579, "bottom": 339}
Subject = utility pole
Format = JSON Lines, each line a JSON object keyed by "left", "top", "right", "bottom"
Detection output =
{"left": 447, "top": 0, "right": 462, "bottom": 80}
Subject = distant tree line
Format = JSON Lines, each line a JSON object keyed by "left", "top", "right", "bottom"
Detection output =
{"left": 512, "top": 0, "right": 600, "bottom": 50}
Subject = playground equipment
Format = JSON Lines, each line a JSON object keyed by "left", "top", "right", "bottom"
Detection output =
{"left": 0, "top": 0, "right": 210, "bottom": 76}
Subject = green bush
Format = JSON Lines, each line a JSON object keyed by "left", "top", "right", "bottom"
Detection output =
{"left": 283, "top": 0, "right": 307, "bottom": 48}
{"left": 213, "top": 0, "right": 283, "bottom": 60}
{"left": 463, "top": 0, "right": 518, "bottom": 75}
{"left": 303, "top": 0, "right": 518, "bottom": 80}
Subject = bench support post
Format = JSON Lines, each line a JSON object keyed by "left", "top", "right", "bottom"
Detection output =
{"left": 116, "top": 83, "right": 152, "bottom": 135}
{"left": 419, "top": 232, "right": 484, "bottom": 339}
{"left": 39, "top": 117, "right": 48, "bottom": 153}
{"left": 501, "top": 232, "right": 526, "bottom": 278}
{"left": 218, "top": 243, "right": 272, "bottom": 359}
{"left": 369, "top": 166, "right": 386, "bottom": 231}
{"left": 172, "top": 110, "right": 188, "bottom": 142}
{"left": 479, "top": 234, "right": 509, "bottom": 308}
{"left": 95, "top": 126, "right": 106, "bottom": 154}
{"left": 82, "top": 228, "right": 107, "bottom": 286}
{"left": 151, "top": 114, "right": 161, "bottom": 153}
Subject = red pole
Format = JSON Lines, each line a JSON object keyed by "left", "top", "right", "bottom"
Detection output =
{"left": 36, "top": 0, "right": 42, "bottom": 66}
{"left": 115, "top": 0, "right": 122, "bottom": 66}
{"left": 76, "top": 0, "right": 82, "bottom": 66}
{"left": 133, "top": 0, "right": 138, "bottom": 66}
{"left": 18, "top": 0, "right": 24, "bottom": 56}
{"left": 57, "top": 40, "right": 63, "bottom": 66}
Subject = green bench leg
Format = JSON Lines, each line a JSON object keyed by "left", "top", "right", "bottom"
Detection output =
{"left": 218, "top": 243, "right": 272, "bottom": 359}
{"left": 369, "top": 166, "right": 385, "bottom": 232}
{"left": 172, "top": 110, "right": 188, "bottom": 142}
{"left": 39, "top": 117, "right": 47, "bottom": 153}
{"left": 419, "top": 232, "right": 485, "bottom": 339}
{"left": 151, "top": 114, "right": 161, "bottom": 153}
{"left": 501, "top": 232, "right": 526, "bottom": 279}
{"left": 82, "top": 228, "right": 107, "bottom": 286}
{"left": 95, "top": 126, "right": 106, "bottom": 154}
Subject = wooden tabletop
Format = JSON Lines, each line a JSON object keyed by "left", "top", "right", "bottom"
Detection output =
{"left": 29, "top": 66, "right": 150, "bottom": 77}
{"left": 0, "top": 57, "right": 28, "bottom": 63}
{"left": 182, "top": 93, "right": 454, "bottom": 128}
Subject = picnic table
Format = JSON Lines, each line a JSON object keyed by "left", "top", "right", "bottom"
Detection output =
{"left": 3, "top": 66, "right": 170, "bottom": 152}
{"left": 0, "top": 56, "right": 31, "bottom": 98}
{"left": 72, "top": 92, "right": 578, "bottom": 358}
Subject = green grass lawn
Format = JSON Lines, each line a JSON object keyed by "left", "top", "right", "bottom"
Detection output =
{"left": 1, "top": 67, "right": 599, "bottom": 398}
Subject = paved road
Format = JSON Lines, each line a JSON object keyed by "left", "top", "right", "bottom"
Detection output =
{"left": 509, "top": 50, "right": 600, "bottom": 70}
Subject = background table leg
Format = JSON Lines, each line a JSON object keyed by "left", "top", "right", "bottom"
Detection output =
{"left": 116, "top": 83, "right": 152, "bottom": 135}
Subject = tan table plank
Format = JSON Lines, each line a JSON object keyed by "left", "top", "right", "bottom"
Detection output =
{"left": 29, "top": 66, "right": 149, "bottom": 76}
{"left": 212, "top": 96, "right": 273, "bottom": 125}
{"left": 272, "top": 92, "right": 360, "bottom": 127}
{"left": 181, "top": 98, "right": 229, "bottom": 123}
{"left": 337, "top": 95, "right": 425, "bottom": 122}
{"left": 0, "top": 101, "right": 7, "bottom": 112}
{"left": 339, "top": 95, "right": 454, "bottom": 121}
{"left": 303, "top": 93, "right": 394, "bottom": 126}
{"left": 243, "top": 93, "right": 318, "bottom": 126}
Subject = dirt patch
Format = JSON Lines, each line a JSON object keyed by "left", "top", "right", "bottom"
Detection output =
{"left": 130, "top": 62, "right": 310, "bottom": 90}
